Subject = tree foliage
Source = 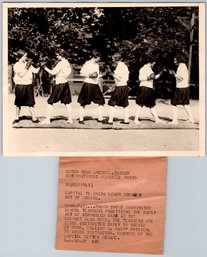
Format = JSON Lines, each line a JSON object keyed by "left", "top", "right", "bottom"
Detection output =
{"left": 8, "top": 7, "right": 198, "bottom": 82}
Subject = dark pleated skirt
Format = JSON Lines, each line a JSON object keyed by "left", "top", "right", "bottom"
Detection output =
{"left": 136, "top": 86, "right": 156, "bottom": 108}
{"left": 15, "top": 84, "right": 35, "bottom": 107}
{"left": 47, "top": 82, "right": 72, "bottom": 105}
{"left": 171, "top": 87, "right": 190, "bottom": 106}
{"left": 78, "top": 82, "right": 105, "bottom": 106}
{"left": 108, "top": 86, "right": 129, "bottom": 107}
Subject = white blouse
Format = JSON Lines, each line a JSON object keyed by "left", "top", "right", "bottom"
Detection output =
{"left": 175, "top": 63, "right": 189, "bottom": 88}
{"left": 113, "top": 61, "right": 129, "bottom": 86}
{"left": 45, "top": 58, "right": 71, "bottom": 84}
{"left": 80, "top": 59, "right": 100, "bottom": 84}
{"left": 13, "top": 60, "right": 39, "bottom": 85}
{"left": 139, "top": 63, "right": 154, "bottom": 89}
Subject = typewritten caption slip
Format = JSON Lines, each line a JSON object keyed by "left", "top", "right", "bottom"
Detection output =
{"left": 56, "top": 157, "right": 166, "bottom": 254}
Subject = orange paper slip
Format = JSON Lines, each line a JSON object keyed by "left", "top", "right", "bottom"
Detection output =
{"left": 56, "top": 157, "right": 167, "bottom": 254}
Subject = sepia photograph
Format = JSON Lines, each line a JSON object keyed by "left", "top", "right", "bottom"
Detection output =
{"left": 3, "top": 2, "right": 205, "bottom": 156}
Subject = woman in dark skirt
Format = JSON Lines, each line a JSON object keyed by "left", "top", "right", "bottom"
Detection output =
{"left": 135, "top": 62, "right": 164, "bottom": 124}
{"left": 41, "top": 49, "right": 73, "bottom": 124}
{"left": 13, "top": 50, "right": 40, "bottom": 124}
{"left": 78, "top": 82, "right": 105, "bottom": 107}
{"left": 136, "top": 86, "right": 156, "bottom": 108}
{"left": 106, "top": 53, "right": 129, "bottom": 124}
{"left": 170, "top": 57, "right": 194, "bottom": 124}
{"left": 78, "top": 50, "right": 105, "bottom": 124}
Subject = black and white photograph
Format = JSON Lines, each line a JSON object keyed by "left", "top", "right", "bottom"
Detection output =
{"left": 3, "top": 2, "right": 205, "bottom": 156}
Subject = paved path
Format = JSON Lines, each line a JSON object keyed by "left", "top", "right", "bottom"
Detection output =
{"left": 4, "top": 94, "right": 199, "bottom": 156}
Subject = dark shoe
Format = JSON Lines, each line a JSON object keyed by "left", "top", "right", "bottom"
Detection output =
{"left": 12, "top": 119, "right": 19, "bottom": 124}
{"left": 32, "top": 119, "right": 40, "bottom": 123}
{"left": 103, "top": 120, "right": 113, "bottom": 125}
{"left": 120, "top": 121, "right": 130, "bottom": 125}
{"left": 79, "top": 120, "right": 85, "bottom": 124}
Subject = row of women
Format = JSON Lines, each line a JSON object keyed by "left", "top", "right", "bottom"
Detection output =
{"left": 12, "top": 49, "right": 194, "bottom": 125}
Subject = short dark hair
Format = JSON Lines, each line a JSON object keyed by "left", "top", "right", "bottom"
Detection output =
{"left": 112, "top": 53, "right": 122, "bottom": 61}
{"left": 16, "top": 49, "right": 26, "bottom": 60}
{"left": 175, "top": 54, "right": 186, "bottom": 64}
{"left": 91, "top": 49, "right": 100, "bottom": 58}
{"left": 146, "top": 55, "right": 155, "bottom": 64}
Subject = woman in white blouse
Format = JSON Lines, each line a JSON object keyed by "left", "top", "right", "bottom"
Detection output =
{"left": 170, "top": 56, "right": 194, "bottom": 124}
{"left": 77, "top": 50, "right": 105, "bottom": 124}
{"left": 106, "top": 53, "right": 130, "bottom": 124}
{"left": 135, "top": 61, "right": 164, "bottom": 124}
{"left": 41, "top": 49, "right": 73, "bottom": 124}
{"left": 13, "top": 50, "right": 40, "bottom": 124}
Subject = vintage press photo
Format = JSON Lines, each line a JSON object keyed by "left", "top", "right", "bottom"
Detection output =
{"left": 3, "top": 3, "right": 205, "bottom": 156}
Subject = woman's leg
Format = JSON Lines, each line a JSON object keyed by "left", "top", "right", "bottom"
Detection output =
{"left": 184, "top": 105, "right": 194, "bottom": 123}
{"left": 29, "top": 106, "right": 38, "bottom": 122}
{"left": 108, "top": 106, "right": 115, "bottom": 123}
{"left": 150, "top": 107, "right": 164, "bottom": 123}
{"left": 41, "top": 104, "right": 53, "bottom": 124}
{"left": 13, "top": 106, "right": 21, "bottom": 124}
{"left": 170, "top": 105, "right": 178, "bottom": 124}
{"left": 66, "top": 104, "right": 73, "bottom": 124}
{"left": 124, "top": 106, "right": 129, "bottom": 123}
{"left": 134, "top": 105, "right": 142, "bottom": 124}
{"left": 98, "top": 105, "right": 104, "bottom": 121}
{"left": 79, "top": 105, "right": 85, "bottom": 123}
{"left": 16, "top": 106, "right": 21, "bottom": 120}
